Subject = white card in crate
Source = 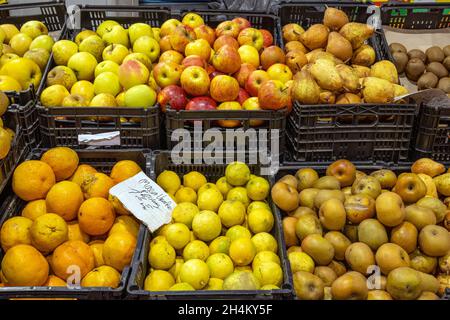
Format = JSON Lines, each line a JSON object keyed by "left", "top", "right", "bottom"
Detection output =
{"left": 109, "top": 172, "right": 175, "bottom": 232}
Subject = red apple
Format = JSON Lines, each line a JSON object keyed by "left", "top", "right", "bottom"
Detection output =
{"left": 157, "top": 85, "right": 188, "bottom": 112}
{"left": 180, "top": 66, "right": 210, "bottom": 96}
{"left": 153, "top": 61, "right": 183, "bottom": 88}
{"left": 186, "top": 96, "right": 217, "bottom": 111}
{"left": 211, "top": 44, "right": 241, "bottom": 74}
{"left": 245, "top": 70, "right": 270, "bottom": 97}
{"left": 234, "top": 63, "right": 256, "bottom": 88}
{"left": 213, "top": 35, "right": 239, "bottom": 52}
{"left": 258, "top": 80, "right": 292, "bottom": 110}
{"left": 232, "top": 17, "right": 251, "bottom": 31}
{"left": 236, "top": 88, "right": 250, "bottom": 105}
{"left": 260, "top": 29, "right": 274, "bottom": 47}
{"left": 159, "top": 35, "right": 174, "bottom": 52}
{"left": 169, "top": 25, "right": 196, "bottom": 53}
{"left": 210, "top": 75, "right": 239, "bottom": 102}
{"left": 194, "top": 24, "right": 216, "bottom": 46}
{"left": 182, "top": 55, "right": 207, "bottom": 69}
{"left": 260, "top": 45, "right": 286, "bottom": 70}
{"left": 215, "top": 21, "right": 240, "bottom": 38}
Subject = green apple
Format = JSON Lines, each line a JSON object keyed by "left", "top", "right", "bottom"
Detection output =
{"left": 123, "top": 52, "right": 152, "bottom": 71}
{"left": 40, "top": 84, "right": 70, "bottom": 107}
{"left": 62, "top": 94, "right": 88, "bottom": 107}
{"left": 102, "top": 44, "right": 129, "bottom": 65}
{"left": 0, "top": 53, "right": 19, "bottom": 69}
{"left": 118, "top": 59, "right": 149, "bottom": 90}
{"left": 23, "top": 48, "right": 50, "bottom": 70}
{"left": 75, "top": 30, "right": 97, "bottom": 45}
{"left": 67, "top": 52, "right": 98, "bottom": 81}
{"left": 71, "top": 80, "right": 95, "bottom": 102}
{"left": 96, "top": 20, "right": 119, "bottom": 38}
{"left": 102, "top": 25, "right": 129, "bottom": 48}
{"left": 79, "top": 35, "right": 105, "bottom": 62}
{"left": 0, "top": 24, "right": 20, "bottom": 43}
{"left": 133, "top": 36, "right": 160, "bottom": 62}
{"left": 0, "top": 57, "right": 42, "bottom": 89}
{"left": 29, "top": 35, "right": 54, "bottom": 52}
{"left": 124, "top": 84, "right": 156, "bottom": 108}
{"left": 46, "top": 65, "right": 77, "bottom": 90}
{"left": 20, "top": 20, "right": 48, "bottom": 39}
{"left": 95, "top": 60, "right": 119, "bottom": 78}
{"left": 128, "top": 23, "right": 154, "bottom": 45}
{"left": 94, "top": 71, "right": 121, "bottom": 96}
{"left": 52, "top": 40, "right": 78, "bottom": 66}
{"left": 9, "top": 33, "right": 32, "bottom": 56}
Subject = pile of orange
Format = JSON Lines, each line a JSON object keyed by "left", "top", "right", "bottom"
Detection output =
{"left": 0, "top": 147, "right": 142, "bottom": 288}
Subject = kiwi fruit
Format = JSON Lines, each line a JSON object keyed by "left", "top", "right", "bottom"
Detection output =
{"left": 408, "top": 49, "right": 426, "bottom": 63}
{"left": 437, "top": 77, "right": 450, "bottom": 93}
{"left": 426, "top": 62, "right": 449, "bottom": 78}
{"left": 417, "top": 72, "right": 439, "bottom": 90}
{"left": 393, "top": 52, "right": 408, "bottom": 74}
{"left": 389, "top": 43, "right": 407, "bottom": 54}
{"left": 426, "top": 46, "right": 445, "bottom": 63}
{"left": 406, "top": 58, "right": 426, "bottom": 82}
{"left": 443, "top": 56, "right": 450, "bottom": 71}
{"left": 444, "top": 45, "right": 450, "bottom": 57}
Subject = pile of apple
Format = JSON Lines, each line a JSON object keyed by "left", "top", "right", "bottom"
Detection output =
{"left": 155, "top": 13, "right": 292, "bottom": 127}
{"left": 0, "top": 21, "right": 53, "bottom": 93}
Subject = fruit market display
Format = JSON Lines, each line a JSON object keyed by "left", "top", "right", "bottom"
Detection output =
{"left": 272, "top": 158, "right": 450, "bottom": 300}
{"left": 0, "top": 147, "right": 142, "bottom": 288}
{"left": 390, "top": 43, "right": 450, "bottom": 94}
{"left": 283, "top": 7, "right": 409, "bottom": 105}
{"left": 0, "top": 21, "right": 51, "bottom": 93}
{"left": 0, "top": 91, "right": 14, "bottom": 160}
{"left": 146, "top": 162, "right": 283, "bottom": 291}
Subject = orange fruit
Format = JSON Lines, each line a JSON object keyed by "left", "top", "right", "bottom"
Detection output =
{"left": 81, "top": 172, "right": 114, "bottom": 199}
{"left": 78, "top": 197, "right": 116, "bottom": 236}
{"left": 89, "top": 240, "right": 105, "bottom": 267}
{"left": 21, "top": 199, "right": 47, "bottom": 221}
{"left": 1, "top": 244, "right": 49, "bottom": 286}
{"left": 12, "top": 160, "right": 56, "bottom": 201}
{"left": 30, "top": 213, "right": 68, "bottom": 254}
{"left": 67, "top": 221, "right": 90, "bottom": 243}
{"left": 43, "top": 275, "right": 67, "bottom": 287}
{"left": 46, "top": 181, "right": 84, "bottom": 221}
{"left": 70, "top": 164, "right": 97, "bottom": 186}
{"left": 52, "top": 240, "right": 95, "bottom": 281}
{"left": 108, "top": 194, "right": 131, "bottom": 215}
{"left": 110, "top": 160, "right": 142, "bottom": 184}
{"left": 81, "top": 265, "right": 121, "bottom": 288}
{"left": 41, "top": 147, "right": 79, "bottom": 181}
{"left": 0, "top": 216, "right": 33, "bottom": 251}
{"left": 108, "top": 216, "right": 140, "bottom": 238}
{"left": 102, "top": 231, "right": 137, "bottom": 272}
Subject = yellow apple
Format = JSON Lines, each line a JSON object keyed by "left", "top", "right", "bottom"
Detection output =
{"left": 75, "top": 30, "right": 97, "bottom": 45}
{"left": 267, "top": 63, "right": 293, "bottom": 84}
{"left": 124, "top": 84, "right": 156, "bottom": 108}
{"left": 94, "top": 71, "right": 121, "bottom": 96}
{"left": 160, "top": 19, "right": 181, "bottom": 38}
{"left": 23, "top": 48, "right": 50, "bottom": 70}
{"left": 133, "top": 36, "right": 160, "bottom": 62}
{"left": 238, "top": 45, "right": 260, "bottom": 68}
{"left": 30, "top": 35, "right": 54, "bottom": 52}
{"left": 182, "top": 13, "right": 205, "bottom": 29}
{"left": 9, "top": 33, "right": 32, "bottom": 56}
{"left": 102, "top": 25, "right": 129, "bottom": 48}
{"left": 40, "top": 84, "right": 69, "bottom": 107}
{"left": 62, "top": 94, "right": 88, "bottom": 107}
{"left": 118, "top": 59, "right": 149, "bottom": 90}
{"left": 185, "top": 39, "right": 211, "bottom": 61}
{"left": 0, "top": 75, "right": 22, "bottom": 91}
{"left": 153, "top": 28, "right": 161, "bottom": 42}
{"left": 20, "top": 21, "right": 48, "bottom": 39}
{"left": 242, "top": 97, "right": 264, "bottom": 126}
{"left": 116, "top": 92, "right": 126, "bottom": 107}
{"left": 102, "top": 44, "right": 129, "bottom": 65}
{"left": 52, "top": 40, "right": 78, "bottom": 66}
{"left": 89, "top": 93, "right": 117, "bottom": 107}
{"left": 129, "top": 23, "right": 154, "bottom": 45}
{"left": 0, "top": 53, "right": 19, "bottom": 69}
{"left": 95, "top": 60, "right": 119, "bottom": 78}
{"left": 123, "top": 52, "right": 152, "bottom": 71}
{"left": 1, "top": 24, "right": 20, "bottom": 43}
{"left": 238, "top": 28, "right": 263, "bottom": 51}
{"left": 79, "top": 35, "right": 106, "bottom": 62}
{"left": 96, "top": 20, "right": 120, "bottom": 38}
{"left": 159, "top": 50, "right": 184, "bottom": 65}
{"left": 46, "top": 65, "right": 77, "bottom": 89}
{"left": 0, "top": 57, "right": 42, "bottom": 89}
{"left": 71, "top": 80, "right": 95, "bottom": 102}
{"left": 67, "top": 52, "right": 98, "bottom": 81}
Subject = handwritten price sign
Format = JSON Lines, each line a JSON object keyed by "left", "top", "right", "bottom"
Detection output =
{"left": 109, "top": 172, "right": 175, "bottom": 232}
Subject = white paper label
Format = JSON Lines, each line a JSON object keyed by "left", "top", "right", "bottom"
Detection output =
{"left": 109, "top": 172, "right": 175, "bottom": 232}
{"left": 78, "top": 131, "right": 121, "bottom": 146}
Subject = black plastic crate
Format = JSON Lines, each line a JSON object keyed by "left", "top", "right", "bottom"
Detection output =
{"left": 381, "top": 2, "right": 450, "bottom": 29}
{"left": 0, "top": 148, "right": 151, "bottom": 300}
{"left": 286, "top": 102, "right": 416, "bottom": 163}
{"left": 127, "top": 151, "right": 294, "bottom": 300}
{"left": 412, "top": 95, "right": 450, "bottom": 162}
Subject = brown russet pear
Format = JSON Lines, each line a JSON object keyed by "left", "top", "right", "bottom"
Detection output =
{"left": 318, "top": 198, "right": 346, "bottom": 231}
{"left": 339, "top": 22, "right": 374, "bottom": 49}
{"left": 289, "top": 206, "right": 316, "bottom": 219}
{"left": 376, "top": 243, "right": 410, "bottom": 275}
{"left": 405, "top": 204, "right": 436, "bottom": 230}
{"left": 418, "top": 225, "right": 450, "bottom": 257}
{"left": 351, "top": 44, "right": 376, "bottom": 67}
{"left": 409, "top": 249, "right": 437, "bottom": 274}
{"left": 417, "top": 291, "right": 440, "bottom": 300}
{"left": 357, "top": 219, "right": 388, "bottom": 251}
{"left": 323, "top": 7, "right": 349, "bottom": 31}
{"left": 312, "top": 176, "right": 341, "bottom": 190}
{"left": 278, "top": 174, "right": 298, "bottom": 189}
{"left": 285, "top": 50, "right": 307, "bottom": 74}
{"left": 291, "top": 70, "right": 321, "bottom": 104}
{"left": 299, "top": 188, "right": 320, "bottom": 209}
{"left": 313, "top": 266, "right": 337, "bottom": 287}
{"left": 411, "top": 158, "right": 445, "bottom": 177}
{"left": 326, "top": 32, "right": 353, "bottom": 62}
{"left": 434, "top": 173, "right": 450, "bottom": 197}
{"left": 351, "top": 175, "right": 381, "bottom": 199}
{"left": 314, "top": 189, "right": 345, "bottom": 209}
{"left": 345, "top": 194, "right": 375, "bottom": 224}
{"left": 326, "top": 160, "right": 356, "bottom": 187}
{"left": 370, "top": 60, "right": 399, "bottom": 84}
{"left": 390, "top": 221, "right": 418, "bottom": 254}
{"left": 345, "top": 242, "right": 375, "bottom": 275}
{"left": 285, "top": 40, "right": 308, "bottom": 54}
{"left": 394, "top": 173, "right": 427, "bottom": 203}
{"left": 328, "top": 260, "right": 347, "bottom": 276}
{"left": 301, "top": 24, "right": 329, "bottom": 50}
{"left": 370, "top": 169, "right": 397, "bottom": 189}
{"left": 301, "top": 234, "right": 335, "bottom": 266}
{"left": 386, "top": 267, "right": 422, "bottom": 300}
{"left": 416, "top": 197, "right": 447, "bottom": 223}
{"left": 376, "top": 191, "right": 405, "bottom": 227}
{"left": 352, "top": 65, "right": 371, "bottom": 78}
{"left": 271, "top": 181, "right": 299, "bottom": 212}
{"left": 344, "top": 224, "right": 359, "bottom": 243}
{"left": 324, "top": 231, "right": 351, "bottom": 261}
{"left": 295, "top": 214, "right": 322, "bottom": 241}
{"left": 282, "top": 216, "right": 299, "bottom": 247}
{"left": 336, "top": 64, "right": 360, "bottom": 93}
{"left": 367, "top": 290, "right": 393, "bottom": 300}
{"left": 319, "top": 90, "right": 336, "bottom": 104}
{"left": 293, "top": 271, "right": 324, "bottom": 300}
{"left": 438, "top": 252, "right": 450, "bottom": 273}
{"left": 336, "top": 93, "right": 361, "bottom": 104}
{"left": 310, "top": 59, "right": 343, "bottom": 91}
{"left": 296, "top": 168, "right": 319, "bottom": 191}
{"left": 331, "top": 271, "right": 368, "bottom": 300}
{"left": 362, "top": 77, "right": 395, "bottom": 103}
{"left": 282, "top": 23, "right": 305, "bottom": 42}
